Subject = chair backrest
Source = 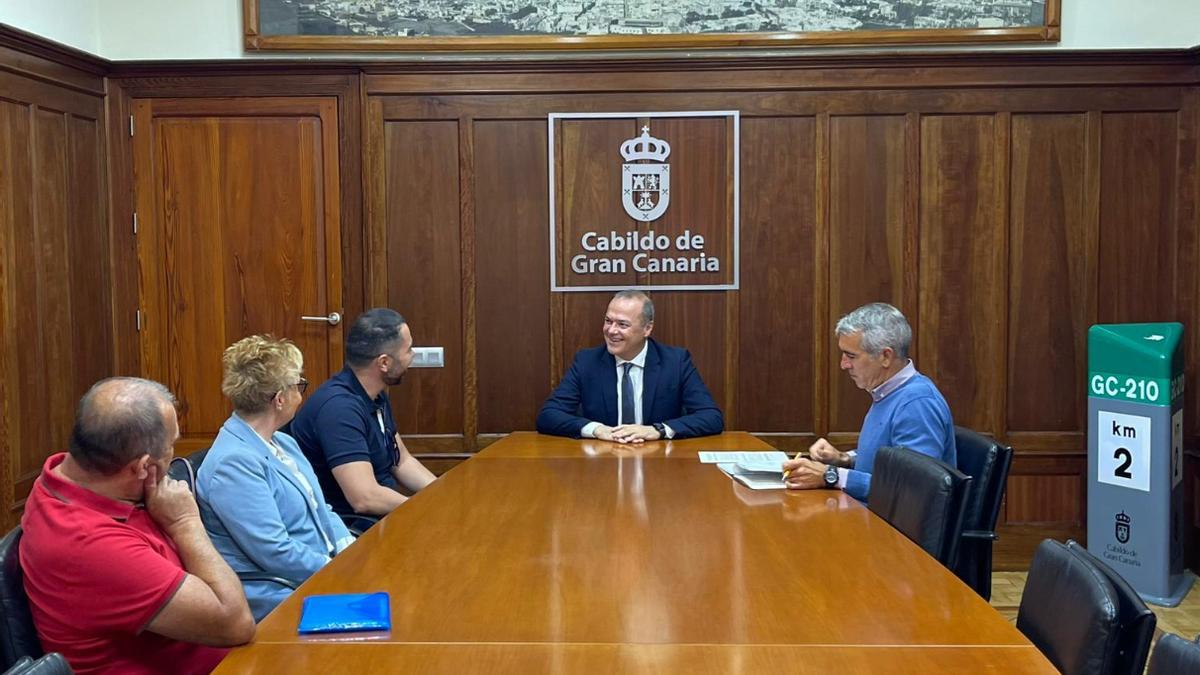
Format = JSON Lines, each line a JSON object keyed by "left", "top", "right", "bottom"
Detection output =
{"left": 953, "top": 426, "right": 1013, "bottom": 533}
{"left": 1147, "top": 633, "right": 1200, "bottom": 675}
{"left": 868, "top": 446, "right": 973, "bottom": 567}
{"left": 166, "top": 458, "right": 195, "bottom": 492}
{"left": 1, "top": 652, "right": 72, "bottom": 675}
{"left": 167, "top": 449, "right": 210, "bottom": 494}
{"left": 0, "top": 528, "right": 43, "bottom": 668}
{"left": 1066, "top": 540, "right": 1156, "bottom": 675}
{"left": 1018, "top": 539, "right": 1122, "bottom": 675}
{"left": 188, "top": 448, "right": 210, "bottom": 472}
{"left": 951, "top": 426, "right": 1014, "bottom": 599}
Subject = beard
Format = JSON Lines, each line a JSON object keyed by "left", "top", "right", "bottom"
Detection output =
{"left": 383, "top": 370, "right": 405, "bottom": 386}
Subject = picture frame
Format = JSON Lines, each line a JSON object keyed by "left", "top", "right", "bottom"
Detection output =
{"left": 243, "top": 0, "right": 1061, "bottom": 52}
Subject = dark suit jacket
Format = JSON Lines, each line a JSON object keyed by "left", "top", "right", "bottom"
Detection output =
{"left": 536, "top": 339, "right": 724, "bottom": 439}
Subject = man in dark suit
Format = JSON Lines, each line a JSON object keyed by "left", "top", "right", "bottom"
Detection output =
{"left": 537, "top": 290, "right": 723, "bottom": 442}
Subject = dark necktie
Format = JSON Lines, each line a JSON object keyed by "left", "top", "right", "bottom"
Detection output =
{"left": 621, "top": 362, "right": 636, "bottom": 425}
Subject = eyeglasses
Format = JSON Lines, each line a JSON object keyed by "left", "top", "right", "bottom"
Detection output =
{"left": 294, "top": 377, "right": 309, "bottom": 395}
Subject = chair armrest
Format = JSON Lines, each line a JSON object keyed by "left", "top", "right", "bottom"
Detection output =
{"left": 339, "top": 513, "right": 381, "bottom": 538}
{"left": 2, "top": 657, "right": 34, "bottom": 675}
{"left": 961, "top": 529, "right": 998, "bottom": 541}
{"left": 237, "top": 572, "right": 299, "bottom": 589}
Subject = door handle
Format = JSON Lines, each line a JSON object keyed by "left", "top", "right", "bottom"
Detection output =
{"left": 301, "top": 312, "right": 341, "bottom": 326}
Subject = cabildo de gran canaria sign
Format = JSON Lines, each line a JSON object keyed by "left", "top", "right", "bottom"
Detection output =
{"left": 547, "top": 111, "right": 740, "bottom": 292}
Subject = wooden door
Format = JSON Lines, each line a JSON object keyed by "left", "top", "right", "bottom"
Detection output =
{"left": 132, "top": 97, "right": 342, "bottom": 454}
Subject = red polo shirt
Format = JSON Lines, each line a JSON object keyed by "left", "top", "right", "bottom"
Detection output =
{"left": 20, "top": 453, "right": 228, "bottom": 674}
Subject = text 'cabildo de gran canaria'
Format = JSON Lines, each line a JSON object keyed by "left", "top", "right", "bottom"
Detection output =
{"left": 570, "top": 229, "right": 721, "bottom": 274}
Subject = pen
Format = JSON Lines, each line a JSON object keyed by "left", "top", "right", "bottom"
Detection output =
{"left": 781, "top": 451, "right": 807, "bottom": 480}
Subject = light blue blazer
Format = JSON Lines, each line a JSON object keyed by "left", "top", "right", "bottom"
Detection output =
{"left": 197, "top": 413, "right": 352, "bottom": 621}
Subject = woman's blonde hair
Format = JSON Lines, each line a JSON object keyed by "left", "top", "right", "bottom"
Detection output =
{"left": 221, "top": 335, "right": 303, "bottom": 414}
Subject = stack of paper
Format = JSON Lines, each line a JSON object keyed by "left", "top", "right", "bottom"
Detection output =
{"left": 699, "top": 451, "right": 789, "bottom": 490}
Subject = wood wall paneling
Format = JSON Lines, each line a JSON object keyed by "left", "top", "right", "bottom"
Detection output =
{"left": 559, "top": 294, "right": 612, "bottom": 386}
{"left": 383, "top": 120, "right": 464, "bottom": 439}
{"left": 0, "top": 100, "right": 49, "bottom": 516}
{"left": 737, "top": 117, "right": 816, "bottom": 433}
{"left": 827, "top": 115, "right": 908, "bottom": 434}
{"left": 648, "top": 291, "right": 729, "bottom": 426}
{"left": 32, "top": 109, "right": 76, "bottom": 494}
{"left": 1183, "top": 90, "right": 1200, "bottom": 440}
{"left": 0, "top": 56, "right": 109, "bottom": 526}
{"left": 67, "top": 114, "right": 113, "bottom": 396}
{"left": 1005, "top": 453, "right": 1087, "bottom": 524}
{"left": 361, "top": 54, "right": 1198, "bottom": 96}
{"left": 636, "top": 116, "right": 732, "bottom": 288}
{"left": 558, "top": 119, "right": 638, "bottom": 289}
{"left": 918, "top": 115, "right": 1003, "bottom": 435}
{"left": 1098, "top": 112, "right": 1180, "bottom": 323}
{"left": 1006, "top": 474, "right": 1085, "bottom": 524}
{"left": 474, "top": 119, "right": 551, "bottom": 433}
{"left": 1007, "top": 114, "right": 1090, "bottom": 434}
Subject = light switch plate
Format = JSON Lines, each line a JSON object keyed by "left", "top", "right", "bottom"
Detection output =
{"left": 411, "top": 346, "right": 444, "bottom": 368}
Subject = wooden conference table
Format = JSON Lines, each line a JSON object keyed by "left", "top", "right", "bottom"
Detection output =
{"left": 215, "top": 432, "right": 1053, "bottom": 673}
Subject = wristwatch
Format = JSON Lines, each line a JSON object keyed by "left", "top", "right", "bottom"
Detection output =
{"left": 652, "top": 422, "right": 667, "bottom": 439}
{"left": 823, "top": 464, "right": 840, "bottom": 489}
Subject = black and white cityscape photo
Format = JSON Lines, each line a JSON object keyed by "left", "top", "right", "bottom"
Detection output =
{"left": 258, "top": 0, "right": 1048, "bottom": 38}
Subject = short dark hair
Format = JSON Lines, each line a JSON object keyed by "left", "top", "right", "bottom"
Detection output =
{"left": 346, "top": 308, "right": 407, "bottom": 368}
{"left": 69, "top": 377, "right": 176, "bottom": 476}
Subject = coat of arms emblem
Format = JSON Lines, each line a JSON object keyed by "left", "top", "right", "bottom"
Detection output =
{"left": 1115, "top": 510, "right": 1131, "bottom": 544}
{"left": 621, "top": 126, "right": 670, "bottom": 222}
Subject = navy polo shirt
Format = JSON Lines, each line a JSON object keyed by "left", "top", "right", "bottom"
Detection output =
{"left": 291, "top": 365, "right": 400, "bottom": 515}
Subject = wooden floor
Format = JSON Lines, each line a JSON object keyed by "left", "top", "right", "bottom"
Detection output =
{"left": 990, "top": 524, "right": 1200, "bottom": 641}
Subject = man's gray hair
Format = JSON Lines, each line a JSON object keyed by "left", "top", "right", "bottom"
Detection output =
{"left": 835, "top": 303, "right": 912, "bottom": 359}
{"left": 69, "top": 377, "right": 177, "bottom": 476}
{"left": 613, "top": 289, "right": 654, "bottom": 326}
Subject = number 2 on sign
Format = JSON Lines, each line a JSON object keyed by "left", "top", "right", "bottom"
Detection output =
{"left": 1113, "top": 447, "right": 1133, "bottom": 479}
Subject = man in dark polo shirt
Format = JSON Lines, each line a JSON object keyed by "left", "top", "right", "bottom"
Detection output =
{"left": 21, "top": 377, "right": 253, "bottom": 675}
{"left": 292, "top": 308, "right": 437, "bottom": 517}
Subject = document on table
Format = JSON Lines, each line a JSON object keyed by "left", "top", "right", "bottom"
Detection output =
{"left": 697, "top": 451, "right": 788, "bottom": 465}
{"left": 701, "top": 451, "right": 790, "bottom": 490}
{"left": 717, "top": 462, "right": 787, "bottom": 490}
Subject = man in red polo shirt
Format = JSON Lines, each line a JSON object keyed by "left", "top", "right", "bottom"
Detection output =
{"left": 21, "top": 377, "right": 254, "bottom": 674}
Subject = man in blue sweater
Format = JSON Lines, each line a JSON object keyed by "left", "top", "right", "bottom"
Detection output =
{"left": 783, "top": 303, "right": 955, "bottom": 502}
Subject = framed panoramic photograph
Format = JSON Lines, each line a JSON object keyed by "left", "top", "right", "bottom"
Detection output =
{"left": 243, "top": 0, "right": 1061, "bottom": 52}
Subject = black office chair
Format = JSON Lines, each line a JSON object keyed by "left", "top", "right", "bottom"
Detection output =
{"left": 868, "top": 446, "right": 973, "bottom": 568}
{"left": 0, "top": 528, "right": 43, "bottom": 669}
{"left": 1, "top": 653, "right": 71, "bottom": 675}
{"left": 1146, "top": 633, "right": 1200, "bottom": 675}
{"left": 1066, "top": 540, "right": 1156, "bottom": 675}
{"left": 952, "top": 426, "right": 1013, "bottom": 600}
{"left": 1018, "top": 539, "right": 1127, "bottom": 675}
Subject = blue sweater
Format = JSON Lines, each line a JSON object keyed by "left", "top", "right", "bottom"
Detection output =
{"left": 844, "top": 372, "right": 956, "bottom": 502}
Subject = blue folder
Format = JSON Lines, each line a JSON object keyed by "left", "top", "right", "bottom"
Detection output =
{"left": 297, "top": 592, "right": 391, "bottom": 634}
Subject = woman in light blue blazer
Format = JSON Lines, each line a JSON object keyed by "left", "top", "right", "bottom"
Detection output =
{"left": 197, "top": 335, "right": 353, "bottom": 621}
